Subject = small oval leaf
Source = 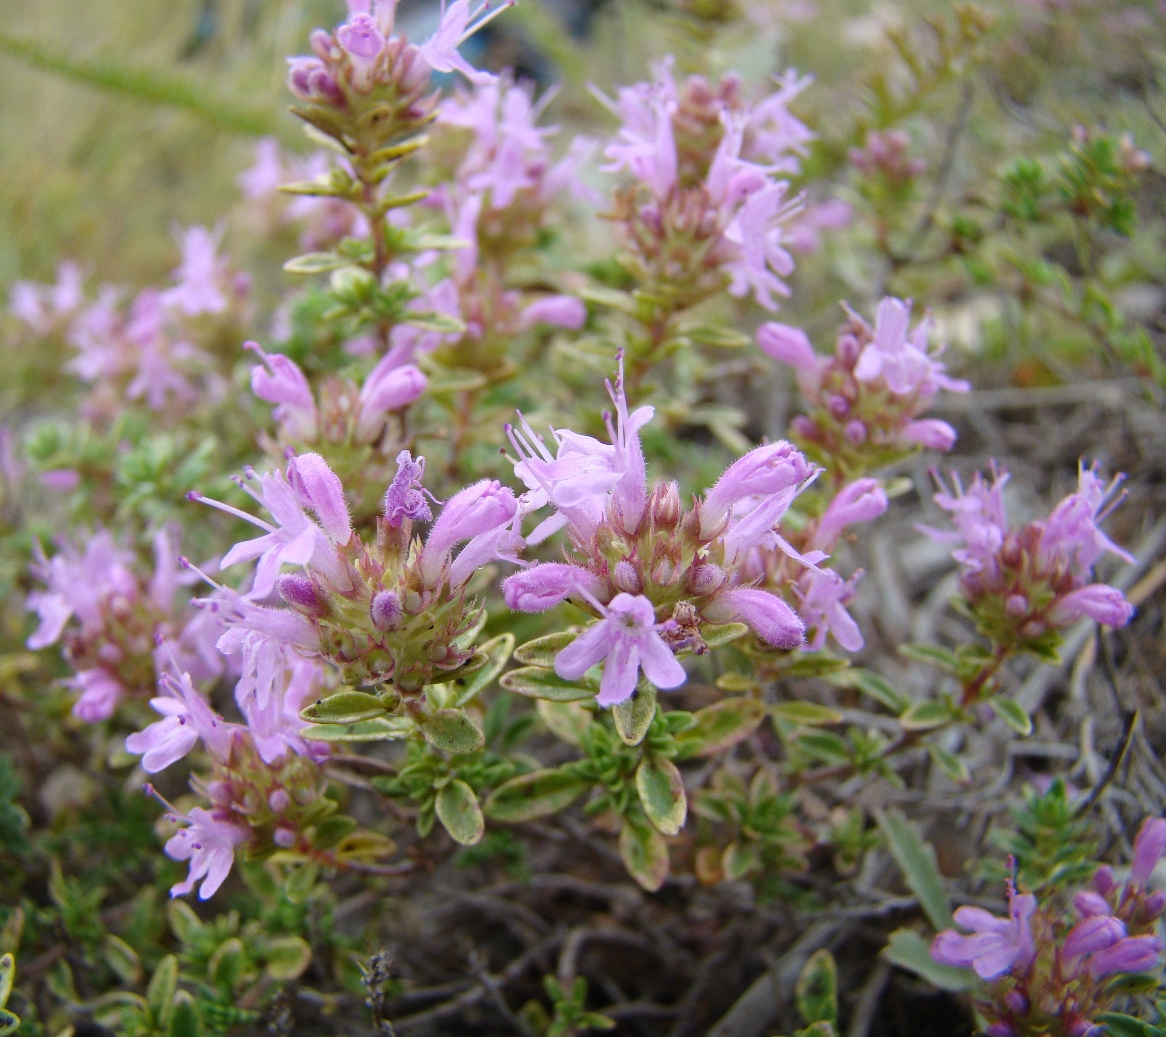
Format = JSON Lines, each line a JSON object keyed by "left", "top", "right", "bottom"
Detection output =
{"left": 674, "top": 698, "right": 766, "bottom": 759}
{"left": 300, "top": 691, "right": 387, "bottom": 725}
{"left": 436, "top": 780, "right": 485, "bottom": 845}
{"left": 501, "top": 666, "right": 596, "bottom": 702}
{"left": 635, "top": 756, "right": 687, "bottom": 835}
{"left": 421, "top": 709, "right": 486, "bottom": 754}
{"left": 612, "top": 687, "right": 656, "bottom": 746}
{"left": 485, "top": 769, "right": 590, "bottom": 822}
{"left": 771, "top": 701, "right": 845, "bottom": 727}
{"left": 265, "top": 936, "right": 312, "bottom": 981}
{"left": 988, "top": 696, "right": 1033, "bottom": 736}
{"left": 619, "top": 817, "right": 670, "bottom": 892}
{"left": 513, "top": 632, "right": 578, "bottom": 667}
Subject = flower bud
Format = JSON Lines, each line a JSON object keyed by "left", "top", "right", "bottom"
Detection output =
{"left": 269, "top": 789, "right": 291, "bottom": 812}
{"left": 756, "top": 322, "right": 819, "bottom": 372}
{"left": 274, "top": 827, "right": 297, "bottom": 848}
{"left": 844, "top": 420, "right": 866, "bottom": 444}
{"left": 649, "top": 481, "right": 682, "bottom": 531}
{"left": 685, "top": 563, "right": 725, "bottom": 596}
{"left": 1074, "top": 891, "right": 1111, "bottom": 918}
{"left": 371, "top": 590, "right": 402, "bottom": 631}
{"left": 521, "top": 296, "right": 587, "bottom": 330}
{"left": 277, "top": 573, "right": 324, "bottom": 617}
{"left": 1094, "top": 866, "right": 1116, "bottom": 895}
{"left": 502, "top": 564, "right": 603, "bottom": 613}
{"left": 1131, "top": 816, "right": 1166, "bottom": 886}
{"left": 292, "top": 453, "right": 352, "bottom": 545}
{"left": 611, "top": 560, "right": 643, "bottom": 595}
{"left": 1062, "top": 915, "right": 1125, "bottom": 961}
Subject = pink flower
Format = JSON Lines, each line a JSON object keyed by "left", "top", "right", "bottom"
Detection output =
{"left": 810, "top": 479, "right": 888, "bottom": 552}
{"left": 162, "top": 225, "right": 229, "bottom": 316}
{"left": 700, "top": 441, "right": 812, "bottom": 535}
{"left": 356, "top": 355, "right": 427, "bottom": 441}
{"left": 1038, "top": 464, "right": 1136, "bottom": 573}
{"left": 710, "top": 586, "right": 804, "bottom": 649}
{"left": 756, "top": 322, "right": 821, "bottom": 373}
{"left": 1131, "top": 816, "right": 1166, "bottom": 886}
{"left": 417, "top": 0, "right": 499, "bottom": 85}
{"left": 420, "top": 479, "right": 521, "bottom": 587}
{"left": 502, "top": 563, "right": 606, "bottom": 612}
{"left": 902, "top": 418, "right": 958, "bottom": 452}
{"left": 853, "top": 298, "right": 969, "bottom": 398}
{"left": 795, "top": 569, "right": 862, "bottom": 652}
{"left": 69, "top": 669, "right": 125, "bottom": 723}
{"left": 1087, "top": 935, "right": 1162, "bottom": 977}
{"left": 125, "top": 672, "right": 236, "bottom": 772}
{"left": 383, "top": 450, "right": 434, "bottom": 526}
{"left": 554, "top": 592, "right": 686, "bottom": 706}
{"left": 931, "top": 892, "right": 1037, "bottom": 980}
{"left": 1047, "top": 584, "right": 1133, "bottom": 628}
{"left": 721, "top": 182, "right": 797, "bottom": 311}
{"left": 520, "top": 296, "right": 586, "bottom": 330}
{"left": 165, "top": 807, "right": 247, "bottom": 900}
{"left": 246, "top": 342, "right": 318, "bottom": 441}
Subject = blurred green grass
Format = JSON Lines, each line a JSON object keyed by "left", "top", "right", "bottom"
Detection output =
{"left": 0, "top": 0, "right": 343, "bottom": 287}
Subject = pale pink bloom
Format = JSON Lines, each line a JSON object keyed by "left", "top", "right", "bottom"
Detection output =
{"left": 554, "top": 592, "right": 686, "bottom": 706}
{"left": 165, "top": 807, "right": 247, "bottom": 900}
{"left": 417, "top": 0, "right": 498, "bottom": 85}
{"left": 420, "top": 479, "right": 521, "bottom": 587}
{"left": 931, "top": 892, "right": 1037, "bottom": 979}
{"left": 502, "top": 563, "right": 607, "bottom": 612}
{"left": 809, "top": 479, "right": 887, "bottom": 552}
{"left": 356, "top": 354, "right": 427, "bottom": 441}
{"left": 69, "top": 669, "right": 125, "bottom": 723}
{"left": 247, "top": 342, "right": 318, "bottom": 441}
{"left": 162, "top": 225, "right": 229, "bottom": 316}
{"left": 709, "top": 586, "right": 804, "bottom": 649}
{"left": 238, "top": 138, "right": 285, "bottom": 199}
{"left": 125, "top": 672, "right": 236, "bottom": 773}
{"left": 239, "top": 654, "right": 329, "bottom": 764}
{"left": 853, "top": 298, "right": 969, "bottom": 397}
{"left": 746, "top": 69, "right": 814, "bottom": 169}
{"left": 383, "top": 450, "right": 434, "bottom": 526}
{"left": 721, "top": 182, "right": 798, "bottom": 311}
{"left": 796, "top": 569, "right": 863, "bottom": 651}
{"left": 1038, "top": 463, "right": 1136, "bottom": 573}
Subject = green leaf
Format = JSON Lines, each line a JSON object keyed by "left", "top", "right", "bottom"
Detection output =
{"left": 798, "top": 1024, "right": 838, "bottom": 1037}
{"left": 436, "top": 779, "right": 485, "bottom": 845}
{"left": 899, "top": 701, "right": 952, "bottom": 731}
{"left": 104, "top": 933, "right": 142, "bottom": 985}
{"left": 722, "top": 841, "right": 761, "bottom": 881}
{"left": 771, "top": 702, "right": 845, "bottom": 727}
{"left": 299, "top": 717, "right": 413, "bottom": 742}
{"left": 0, "top": 30, "right": 283, "bottom": 138}
{"left": 928, "top": 745, "right": 969, "bottom": 783}
{"left": 830, "top": 669, "right": 909, "bottom": 712}
{"left": 681, "top": 324, "right": 752, "bottom": 349}
{"left": 700, "top": 622, "right": 751, "bottom": 649}
{"left": 421, "top": 709, "right": 486, "bottom": 755}
{"left": 451, "top": 633, "right": 514, "bottom": 707}
{"left": 580, "top": 284, "right": 636, "bottom": 313}
{"left": 299, "top": 690, "right": 387, "bottom": 725}
{"left": 882, "top": 930, "right": 976, "bottom": 992}
{"left": 168, "top": 993, "right": 201, "bottom": 1037}
{"left": 674, "top": 698, "right": 766, "bottom": 760}
{"left": 899, "top": 643, "right": 961, "bottom": 673}
{"left": 167, "top": 900, "right": 204, "bottom": 945}
{"left": 0, "top": 954, "right": 14, "bottom": 1010}
{"left": 283, "top": 251, "right": 345, "bottom": 274}
{"left": 795, "top": 949, "right": 838, "bottom": 1026}
{"left": 636, "top": 756, "right": 687, "bottom": 835}
{"left": 876, "top": 810, "right": 952, "bottom": 931}
{"left": 500, "top": 666, "right": 596, "bottom": 702}
{"left": 1095, "top": 1012, "right": 1161, "bottom": 1037}
{"left": 988, "top": 697, "right": 1033, "bottom": 736}
{"left": 619, "top": 817, "right": 670, "bottom": 892}
{"left": 485, "top": 769, "right": 590, "bottom": 822}
{"left": 514, "top": 632, "right": 577, "bottom": 667}
{"left": 536, "top": 700, "right": 593, "bottom": 746}
{"left": 147, "top": 956, "right": 178, "bottom": 1028}
{"left": 406, "top": 310, "right": 467, "bottom": 335}
{"left": 283, "top": 862, "right": 319, "bottom": 904}
{"left": 264, "top": 936, "right": 312, "bottom": 981}
{"left": 208, "top": 937, "right": 246, "bottom": 992}
{"left": 310, "top": 814, "right": 358, "bottom": 850}
{"left": 0, "top": 1008, "right": 18, "bottom": 1037}
{"left": 612, "top": 687, "right": 657, "bottom": 746}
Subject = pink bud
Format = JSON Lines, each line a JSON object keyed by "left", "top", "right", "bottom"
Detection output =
{"left": 370, "top": 590, "right": 402, "bottom": 631}
{"left": 715, "top": 587, "right": 804, "bottom": 649}
{"left": 810, "top": 478, "right": 887, "bottom": 552}
{"left": 844, "top": 420, "right": 867, "bottom": 444}
{"left": 1087, "top": 935, "right": 1162, "bottom": 976}
{"left": 273, "top": 827, "right": 297, "bottom": 848}
{"left": 502, "top": 564, "right": 604, "bottom": 613}
{"left": 292, "top": 453, "right": 352, "bottom": 546}
{"left": 700, "top": 441, "right": 812, "bottom": 532}
{"left": 521, "top": 295, "right": 587, "bottom": 330}
{"left": 1049, "top": 584, "right": 1133, "bottom": 629}
{"left": 357, "top": 359, "right": 427, "bottom": 441}
{"left": 1074, "top": 891, "right": 1111, "bottom": 918}
{"left": 756, "top": 322, "right": 819, "bottom": 371}
{"left": 268, "top": 789, "right": 291, "bottom": 811}
{"left": 902, "top": 418, "right": 957, "bottom": 452}
{"left": 1062, "top": 915, "right": 1125, "bottom": 960}
{"left": 1131, "top": 817, "right": 1166, "bottom": 886}
{"left": 1094, "top": 866, "right": 1116, "bottom": 895}
{"left": 277, "top": 573, "right": 324, "bottom": 617}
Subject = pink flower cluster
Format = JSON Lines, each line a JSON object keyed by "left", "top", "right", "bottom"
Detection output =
{"left": 597, "top": 58, "right": 812, "bottom": 309}
{"left": 924, "top": 462, "right": 1134, "bottom": 648}
{"left": 933, "top": 818, "right": 1166, "bottom": 1037}
{"left": 500, "top": 359, "right": 883, "bottom": 704}
{"left": 26, "top": 530, "right": 222, "bottom": 722}
{"left": 9, "top": 228, "right": 246, "bottom": 413}
{"left": 760, "top": 296, "right": 969, "bottom": 474}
